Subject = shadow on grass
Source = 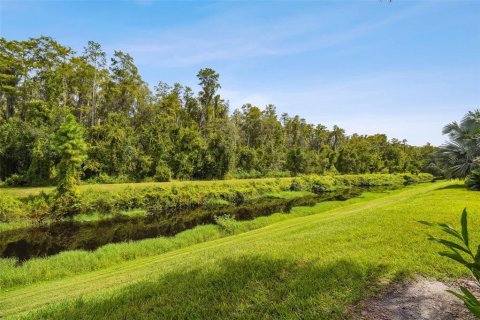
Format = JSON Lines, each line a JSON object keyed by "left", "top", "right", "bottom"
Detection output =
{"left": 433, "top": 183, "right": 466, "bottom": 191}
{"left": 29, "top": 255, "right": 389, "bottom": 320}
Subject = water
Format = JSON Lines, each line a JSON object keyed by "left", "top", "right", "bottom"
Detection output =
{"left": 0, "top": 187, "right": 394, "bottom": 261}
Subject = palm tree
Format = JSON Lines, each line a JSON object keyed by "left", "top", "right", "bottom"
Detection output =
{"left": 437, "top": 110, "right": 480, "bottom": 178}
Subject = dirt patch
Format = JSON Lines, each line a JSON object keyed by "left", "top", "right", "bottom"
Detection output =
{"left": 352, "top": 277, "right": 480, "bottom": 320}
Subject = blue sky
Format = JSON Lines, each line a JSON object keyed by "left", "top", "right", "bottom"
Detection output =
{"left": 1, "top": 1, "right": 479, "bottom": 145}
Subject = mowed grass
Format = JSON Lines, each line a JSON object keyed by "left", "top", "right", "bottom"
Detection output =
{"left": 1, "top": 181, "right": 478, "bottom": 319}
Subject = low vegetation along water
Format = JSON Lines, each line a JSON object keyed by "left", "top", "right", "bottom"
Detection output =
{"left": 0, "top": 187, "right": 394, "bottom": 262}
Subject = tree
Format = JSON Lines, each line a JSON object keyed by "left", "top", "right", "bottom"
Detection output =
{"left": 0, "top": 36, "right": 442, "bottom": 186}
{"left": 53, "top": 114, "right": 88, "bottom": 216}
{"left": 286, "top": 148, "right": 307, "bottom": 176}
{"left": 437, "top": 110, "right": 480, "bottom": 178}
{"left": 83, "top": 41, "right": 106, "bottom": 126}
{"left": 197, "top": 68, "right": 221, "bottom": 129}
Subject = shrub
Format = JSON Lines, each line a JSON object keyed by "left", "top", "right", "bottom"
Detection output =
{"left": 25, "top": 192, "right": 52, "bottom": 221}
{"left": 84, "top": 173, "right": 131, "bottom": 184}
{"left": 0, "top": 194, "right": 25, "bottom": 222}
{"left": 52, "top": 190, "right": 82, "bottom": 218}
{"left": 214, "top": 214, "right": 237, "bottom": 234}
{"left": 154, "top": 164, "right": 172, "bottom": 182}
{"left": 403, "top": 174, "right": 417, "bottom": 185}
{"left": 4, "top": 174, "right": 28, "bottom": 186}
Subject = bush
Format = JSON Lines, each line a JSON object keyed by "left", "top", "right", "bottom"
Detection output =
{"left": 52, "top": 190, "right": 82, "bottom": 218}
{"left": 290, "top": 179, "right": 302, "bottom": 191}
{"left": 0, "top": 194, "right": 25, "bottom": 222}
{"left": 4, "top": 174, "right": 28, "bottom": 186}
{"left": 466, "top": 170, "right": 480, "bottom": 191}
{"left": 214, "top": 214, "right": 237, "bottom": 234}
{"left": 84, "top": 173, "right": 131, "bottom": 184}
{"left": 25, "top": 192, "right": 52, "bottom": 221}
{"left": 154, "top": 164, "right": 172, "bottom": 182}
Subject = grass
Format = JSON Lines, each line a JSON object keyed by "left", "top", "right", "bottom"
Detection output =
{"left": 261, "top": 190, "right": 316, "bottom": 199}
{"left": 1, "top": 174, "right": 432, "bottom": 232}
{"left": 0, "top": 177, "right": 292, "bottom": 199}
{"left": 1, "top": 180, "right": 478, "bottom": 319}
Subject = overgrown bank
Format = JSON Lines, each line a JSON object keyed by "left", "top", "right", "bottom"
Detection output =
{"left": 1, "top": 173, "right": 432, "bottom": 226}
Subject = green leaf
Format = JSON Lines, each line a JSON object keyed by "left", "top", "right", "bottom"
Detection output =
{"left": 418, "top": 220, "right": 435, "bottom": 226}
{"left": 428, "top": 236, "right": 470, "bottom": 254}
{"left": 460, "top": 286, "right": 480, "bottom": 304}
{"left": 438, "top": 223, "right": 463, "bottom": 240}
{"left": 448, "top": 289, "right": 480, "bottom": 317}
{"left": 418, "top": 220, "right": 463, "bottom": 240}
{"left": 439, "top": 250, "right": 471, "bottom": 267}
{"left": 461, "top": 208, "right": 469, "bottom": 248}
{"left": 447, "top": 289, "right": 470, "bottom": 303}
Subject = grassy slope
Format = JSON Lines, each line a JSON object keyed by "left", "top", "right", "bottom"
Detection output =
{"left": 1, "top": 181, "right": 478, "bottom": 319}
{"left": 0, "top": 177, "right": 290, "bottom": 198}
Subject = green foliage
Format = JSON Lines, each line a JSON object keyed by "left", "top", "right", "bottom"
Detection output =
{"left": 437, "top": 110, "right": 480, "bottom": 178}
{"left": 0, "top": 174, "right": 433, "bottom": 224}
{"left": 84, "top": 173, "right": 131, "bottom": 184}
{"left": 25, "top": 192, "right": 53, "bottom": 221}
{"left": 214, "top": 214, "right": 237, "bottom": 234}
{"left": 53, "top": 114, "right": 87, "bottom": 217}
{"left": 3, "top": 174, "right": 27, "bottom": 186}
{"left": 54, "top": 114, "right": 88, "bottom": 193}
{"left": 154, "top": 162, "right": 172, "bottom": 182}
{"left": 0, "top": 37, "right": 439, "bottom": 186}
{"left": 420, "top": 208, "right": 480, "bottom": 317}
{"left": 0, "top": 194, "right": 25, "bottom": 222}
{"left": 286, "top": 148, "right": 307, "bottom": 176}
{"left": 466, "top": 170, "right": 480, "bottom": 191}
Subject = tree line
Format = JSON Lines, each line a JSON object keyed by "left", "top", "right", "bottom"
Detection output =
{"left": 0, "top": 36, "right": 441, "bottom": 185}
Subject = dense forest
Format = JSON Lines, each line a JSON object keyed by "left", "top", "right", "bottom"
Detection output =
{"left": 0, "top": 37, "right": 441, "bottom": 186}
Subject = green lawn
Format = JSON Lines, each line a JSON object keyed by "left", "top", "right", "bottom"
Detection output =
{"left": 1, "top": 181, "right": 478, "bottom": 319}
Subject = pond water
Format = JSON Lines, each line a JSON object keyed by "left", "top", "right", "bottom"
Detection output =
{"left": 0, "top": 186, "right": 395, "bottom": 261}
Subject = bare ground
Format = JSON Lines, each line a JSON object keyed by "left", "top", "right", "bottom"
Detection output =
{"left": 352, "top": 277, "right": 480, "bottom": 320}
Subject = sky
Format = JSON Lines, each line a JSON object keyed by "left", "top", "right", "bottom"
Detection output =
{"left": 1, "top": 0, "right": 479, "bottom": 146}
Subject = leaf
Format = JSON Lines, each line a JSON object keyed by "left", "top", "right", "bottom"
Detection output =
{"left": 428, "top": 236, "right": 471, "bottom": 254}
{"left": 418, "top": 220, "right": 463, "bottom": 240}
{"left": 460, "top": 286, "right": 480, "bottom": 304}
{"left": 438, "top": 223, "right": 463, "bottom": 240}
{"left": 448, "top": 289, "right": 480, "bottom": 317}
{"left": 447, "top": 289, "right": 470, "bottom": 303}
{"left": 418, "top": 220, "right": 435, "bottom": 226}
{"left": 439, "top": 250, "right": 471, "bottom": 267}
{"left": 461, "top": 208, "right": 469, "bottom": 247}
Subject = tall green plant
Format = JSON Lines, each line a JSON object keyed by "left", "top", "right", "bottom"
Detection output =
{"left": 420, "top": 209, "right": 480, "bottom": 317}
{"left": 53, "top": 114, "right": 88, "bottom": 216}
{"left": 466, "top": 170, "right": 480, "bottom": 191}
{"left": 437, "top": 110, "right": 480, "bottom": 179}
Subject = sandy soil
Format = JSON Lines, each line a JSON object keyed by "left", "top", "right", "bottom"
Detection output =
{"left": 352, "top": 277, "right": 480, "bottom": 320}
